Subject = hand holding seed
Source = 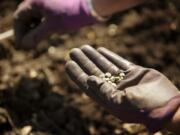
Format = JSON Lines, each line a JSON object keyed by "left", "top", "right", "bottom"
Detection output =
{"left": 13, "top": 0, "right": 96, "bottom": 49}
{"left": 65, "top": 45, "right": 180, "bottom": 132}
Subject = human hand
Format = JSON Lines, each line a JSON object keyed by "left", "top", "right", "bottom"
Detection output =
{"left": 65, "top": 45, "right": 180, "bottom": 132}
{"left": 13, "top": 0, "right": 97, "bottom": 49}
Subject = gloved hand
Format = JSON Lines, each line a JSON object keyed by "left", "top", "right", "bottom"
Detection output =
{"left": 13, "top": 0, "right": 97, "bottom": 49}
{"left": 65, "top": 45, "right": 180, "bottom": 133}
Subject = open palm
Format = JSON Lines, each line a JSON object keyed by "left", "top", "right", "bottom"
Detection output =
{"left": 66, "top": 45, "right": 180, "bottom": 132}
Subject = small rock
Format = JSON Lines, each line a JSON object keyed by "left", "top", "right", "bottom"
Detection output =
{"left": 114, "top": 129, "right": 122, "bottom": 134}
{"left": 88, "top": 125, "right": 96, "bottom": 135}
{"left": 122, "top": 123, "right": 145, "bottom": 134}
{"left": 153, "top": 132, "right": 163, "bottom": 135}
{"left": 86, "top": 31, "right": 96, "bottom": 40}
{"left": 108, "top": 24, "right": 118, "bottom": 37}
{"left": 48, "top": 46, "right": 56, "bottom": 54}
{"left": 20, "top": 125, "right": 32, "bottom": 135}
{"left": 29, "top": 70, "right": 38, "bottom": 78}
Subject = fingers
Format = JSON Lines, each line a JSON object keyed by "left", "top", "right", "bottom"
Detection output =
{"left": 87, "top": 76, "right": 125, "bottom": 104}
{"left": 21, "top": 20, "right": 52, "bottom": 49}
{"left": 81, "top": 45, "right": 120, "bottom": 75}
{"left": 70, "top": 48, "right": 103, "bottom": 76}
{"left": 65, "top": 61, "right": 88, "bottom": 89}
{"left": 65, "top": 61, "right": 101, "bottom": 100}
{"left": 13, "top": 1, "right": 32, "bottom": 46}
{"left": 66, "top": 46, "right": 126, "bottom": 106}
{"left": 13, "top": 0, "right": 44, "bottom": 49}
{"left": 98, "top": 47, "right": 133, "bottom": 70}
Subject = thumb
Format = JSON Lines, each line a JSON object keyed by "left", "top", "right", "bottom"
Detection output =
{"left": 87, "top": 75, "right": 125, "bottom": 104}
{"left": 87, "top": 75, "right": 116, "bottom": 100}
{"left": 87, "top": 75, "right": 104, "bottom": 89}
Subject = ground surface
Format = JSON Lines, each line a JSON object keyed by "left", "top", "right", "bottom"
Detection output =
{"left": 0, "top": 0, "right": 179, "bottom": 135}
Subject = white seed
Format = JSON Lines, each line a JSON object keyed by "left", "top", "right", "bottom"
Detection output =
{"left": 105, "top": 72, "right": 112, "bottom": 78}
{"left": 119, "top": 72, "right": 125, "bottom": 77}
{"left": 105, "top": 78, "right": 110, "bottom": 81}
{"left": 114, "top": 77, "right": 120, "bottom": 82}
{"left": 110, "top": 76, "right": 116, "bottom": 82}
{"left": 120, "top": 76, "right": 124, "bottom": 80}
{"left": 108, "top": 80, "right": 112, "bottom": 84}
{"left": 101, "top": 72, "right": 125, "bottom": 84}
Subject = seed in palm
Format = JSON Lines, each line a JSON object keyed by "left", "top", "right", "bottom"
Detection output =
{"left": 100, "top": 72, "right": 125, "bottom": 87}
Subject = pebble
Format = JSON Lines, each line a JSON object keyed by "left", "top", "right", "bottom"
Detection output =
{"left": 122, "top": 123, "right": 145, "bottom": 134}
{"left": 153, "top": 132, "right": 163, "bottom": 135}
{"left": 48, "top": 46, "right": 56, "bottom": 54}
{"left": 108, "top": 24, "right": 118, "bottom": 37}
{"left": 88, "top": 125, "right": 96, "bottom": 135}
{"left": 114, "top": 129, "right": 122, "bottom": 134}
{"left": 20, "top": 125, "right": 32, "bottom": 135}
{"left": 29, "top": 70, "right": 38, "bottom": 78}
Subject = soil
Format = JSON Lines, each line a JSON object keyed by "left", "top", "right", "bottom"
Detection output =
{"left": 0, "top": 0, "right": 179, "bottom": 135}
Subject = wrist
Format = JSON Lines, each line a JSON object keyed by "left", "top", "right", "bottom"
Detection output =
{"left": 165, "top": 106, "right": 180, "bottom": 134}
{"left": 86, "top": 0, "right": 109, "bottom": 21}
{"left": 91, "top": 0, "right": 117, "bottom": 16}
{"left": 144, "top": 95, "right": 180, "bottom": 133}
{"left": 85, "top": 0, "right": 145, "bottom": 22}
{"left": 91, "top": 0, "right": 145, "bottom": 16}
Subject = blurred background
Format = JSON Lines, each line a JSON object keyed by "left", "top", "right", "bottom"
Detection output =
{"left": 0, "top": 0, "right": 179, "bottom": 135}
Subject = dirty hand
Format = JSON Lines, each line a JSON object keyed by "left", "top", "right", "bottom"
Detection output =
{"left": 65, "top": 45, "right": 180, "bottom": 132}
{"left": 13, "top": 0, "right": 97, "bottom": 49}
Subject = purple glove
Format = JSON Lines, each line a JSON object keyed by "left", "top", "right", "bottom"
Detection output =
{"left": 13, "top": 0, "right": 97, "bottom": 49}
{"left": 66, "top": 45, "right": 180, "bottom": 133}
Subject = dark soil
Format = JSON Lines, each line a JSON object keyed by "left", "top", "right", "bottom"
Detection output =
{"left": 0, "top": 0, "right": 179, "bottom": 135}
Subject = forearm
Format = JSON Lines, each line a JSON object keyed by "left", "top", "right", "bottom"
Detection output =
{"left": 91, "top": 0, "right": 145, "bottom": 16}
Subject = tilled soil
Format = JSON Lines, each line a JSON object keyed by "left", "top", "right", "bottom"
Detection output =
{"left": 0, "top": 0, "right": 179, "bottom": 135}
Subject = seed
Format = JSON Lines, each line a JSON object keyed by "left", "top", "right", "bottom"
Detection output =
{"left": 105, "top": 72, "right": 111, "bottom": 78}
{"left": 110, "top": 76, "right": 116, "bottom": 82}
{"left": 114, "top": 77, "right": 120, "bottom": 82}
{"left": 119, "top": 72, "right": 125, "bottom": 77}
{"left": 108, "top": 80, "right": 112, "bottom": 84}
{"left": 100, "top": 72, "right": 125, "bottom": 85}
{"left": 120, "top": 76, "right": 124, "bottom": 80}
